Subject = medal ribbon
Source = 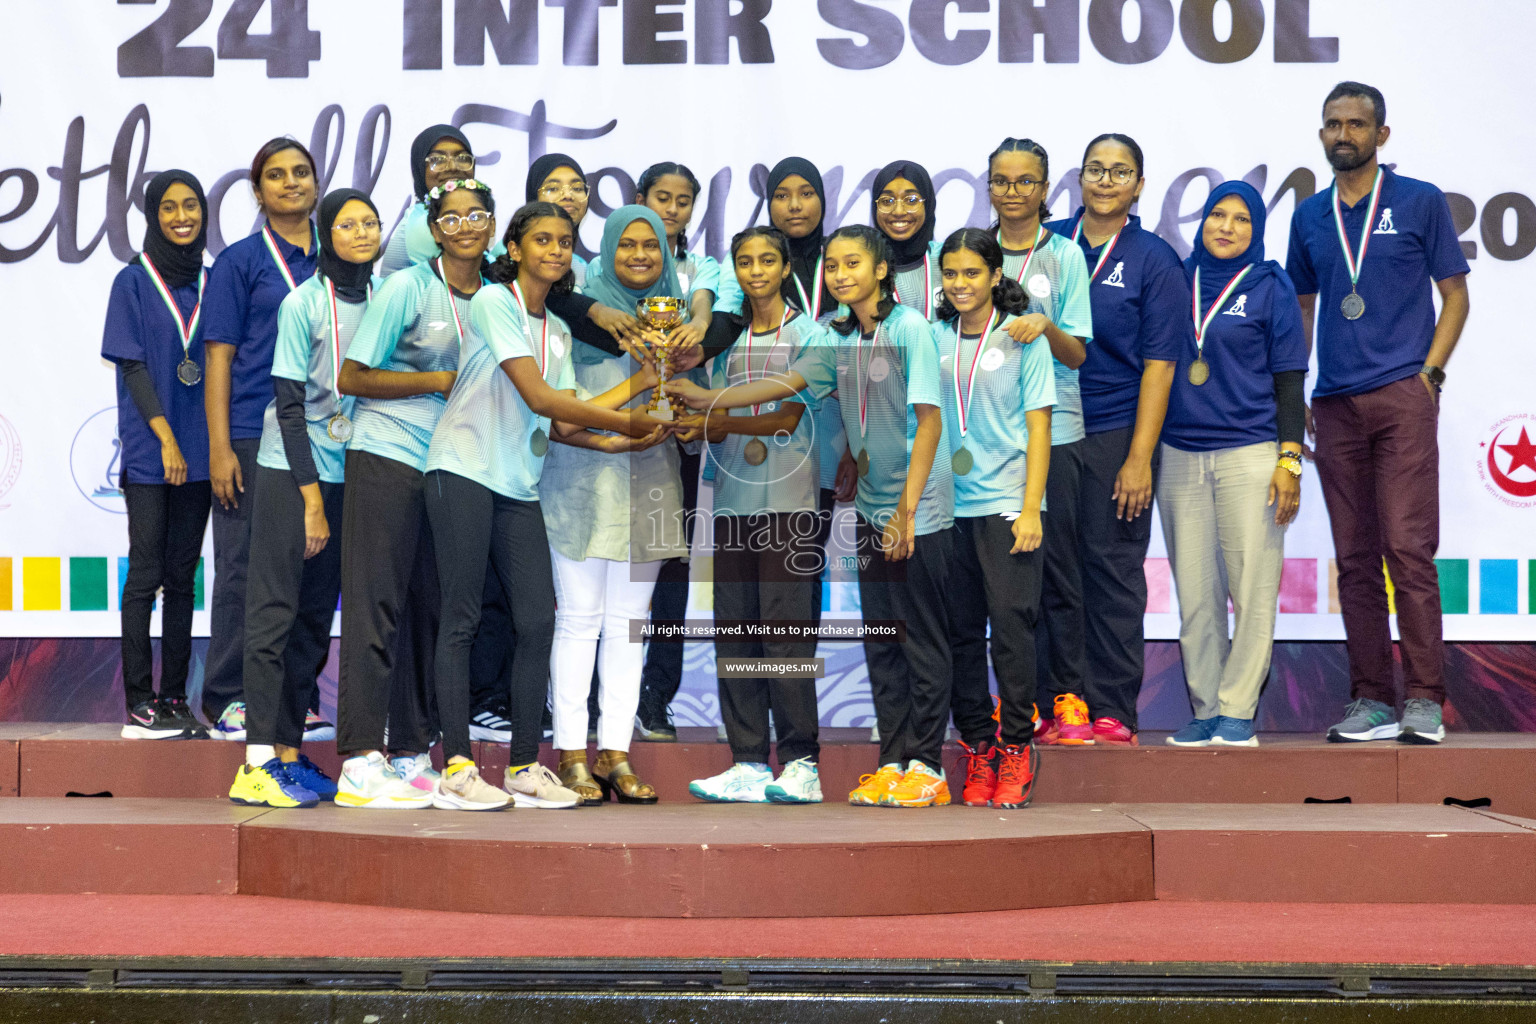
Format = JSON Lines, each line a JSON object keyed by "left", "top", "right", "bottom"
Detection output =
{"left": 856, "top": 322, "right": 883, "bottom": 442}
{"left": 892, "top": 253, "right": 931, "bottom": 319}
{"left": 1000, "top": 222, "right": 1045, "bottom": 284}
{"left": 139, "top": 253, "right": 206, "bottom": 359}
{"left": 327, "top": 277, "right": 373, "bottom": 399}
{"left": 953, "top": 309, "right": 1003, "bottom": 441}
{"left": 435, "top": 257, "right": 468, "bottom": 349}
{"left": 1191, "top": 265, "right": 1254, "bottom": 358}
{"left": 791, "top": 249, "right": 825, "bottom": 321}
{"left": 1331, "top": 167, "right": 1385, "bottom": 291}
{"left": 742, "top": 303, "right": 791, "bottom": 415}
{"left": 1071, "top": 217, "right": 1126, "bottom": 280}
{"left": 262, "top": 223, "right": 317, "bottom": 292}
{"left": 509, "top": 280, "right": 548, "bottom": 377}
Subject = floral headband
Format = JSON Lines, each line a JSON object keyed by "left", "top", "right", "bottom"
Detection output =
{"left": 426, "top": 178, "right": 490, "bottom": 200}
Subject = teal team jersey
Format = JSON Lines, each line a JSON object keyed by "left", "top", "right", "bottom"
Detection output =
{"left": 344, "top": 261, "right": 473, "bottom": 472}
{"left": 792, "top": 302, "right": 952, "bottom": 535}
{"left": 708, "top": 312, "right": 821, "bottom": 517}
{"left": 1001, "top": 230, "right": 1094, "bottom": 445}
{"left": 256, "top": 274, "right": 375, "bottom": 484}
{"left": 889, "top": 239, "right": 945, "bottom": 321}
{"left": 426, "top": 283, "right": 576, "bottom": 501}
{"left": 936, "top": 313, "right": 1058, "bottom": 518}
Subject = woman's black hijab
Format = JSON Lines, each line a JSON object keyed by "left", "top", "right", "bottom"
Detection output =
{"left": 765, "top": 157, "right": 835, "bottom": 315}
{"left": 871, "top": 159, "right": 937, "bottom": 267}
{"left": 409, "top": 124, "right": 472, "bottom": 200}
{"left": 317, "top": 188, "right": 379, "bottom": 301}
{"left": 526, "top": 152, "right": 585, "bottom": 203}
{"left": 136, "top": 169, "right": 207, "bottom": 288}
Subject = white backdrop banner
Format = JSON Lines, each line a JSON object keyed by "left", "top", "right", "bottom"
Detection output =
{"left": 1, "top": 0, "right": 1533, "bottom": 639}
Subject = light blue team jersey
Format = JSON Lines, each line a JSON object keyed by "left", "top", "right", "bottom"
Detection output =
{"left": 426, "top": 284, "right": 575, "bottom": 500}
{"left": 708, "top": 313, "right": 821, "bottom": 517}
{"left": 793, "top": 303, "right": 952, "bottom": 535}
{"left": 379, "top": 200, "right": 508, "bottom": 278}
{"left": 257, "top": 275, "right": 377, "bottom": 483}
{"left": 345, "top": 261, "right": 473, "bottom": 472}
{"left": 889, "top": 239, "right": 945, "bottom": 322}
{"left": 1001, "top": 231, "right": 1094, "bottom": 445}
{"left": 936, "top": 314, "right": 1058, "bottom": 518}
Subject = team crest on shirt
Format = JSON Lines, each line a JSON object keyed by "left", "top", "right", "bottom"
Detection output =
{"left": 1223, "top": 294, "right": 1249, "bottom": 318}
{"left": 1101, "top": 262, "right": 1126, "bottom": 287}
{"left": 1027, "top": 273, "right": 1051, "bottom": 299}
{"left": 980, "top": 348, "right": 1006, "bottom": 372}
{"left": 1374, "top": 208, "right": 1398, "bottom": 234}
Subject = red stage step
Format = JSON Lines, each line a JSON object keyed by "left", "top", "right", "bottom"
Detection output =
{"left": 12, "top": 726, "right": 1536, "bottom": 816}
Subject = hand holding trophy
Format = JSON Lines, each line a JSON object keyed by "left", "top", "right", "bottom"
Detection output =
{"left": 635, "top": 295, "right": 686, "bottom": 421}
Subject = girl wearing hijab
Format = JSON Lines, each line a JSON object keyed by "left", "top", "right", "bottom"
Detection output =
{"left": 982, "top": 138, "right": 1095, "bottom": 746}
{"left": 673, "top": 226, "right": 825, "bottom": 804}
{"left": 425, "top": 201, "right": 670, "bottom": 809}
{"left": 1042, "top": 134, "right": 1188, "bottom": 748}
{"left": 202, "top": 138, "right": 328, "bottom": 743}
{"left": 226, "top": 189, "right": 381, "bottom": 806}
{"left": 872, "top": 160, "right": 941, "bottom": 321}
{"left": 539, "top": 205, "right": 690, "bottom": 805}
{"left": 332, "top": 178, "right": 496, "bottom": 809}
{"left": 668, "top": 225, "right": 953, "bottom": 809}
{"left": 934, "top": 229, "right": 1056, "bottom": 809}
{"left": 1159, "top": 182, "right": 1307, "bottom": 748}
{"left": 380, "top": 124, "right": 473, "bottom": 276}
{"left": 103, "top": 170, "right": 213, "bottom": 740}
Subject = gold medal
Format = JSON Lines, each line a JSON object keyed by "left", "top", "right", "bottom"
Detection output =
{"left": 1188, "top": 359, "right": 1210, "bottom": 386}
{"left": 326, "top": 413, "right": 352, "bottom": 443}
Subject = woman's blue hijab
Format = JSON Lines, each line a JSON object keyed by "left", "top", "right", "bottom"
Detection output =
{"left": 1184, "top": 180, "right": 1275, "bottom": 307}
{"left": 574, "top": 205, "right": 683, "bottom": 363}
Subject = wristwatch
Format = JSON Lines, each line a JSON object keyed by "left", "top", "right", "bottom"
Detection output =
{"left": 1421, "top": 364, "right": 1446, "bottom": 390}
{"left": 1277, "top": 451, "right": 1303, "bottom": 478}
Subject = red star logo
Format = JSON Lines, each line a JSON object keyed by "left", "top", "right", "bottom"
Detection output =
{"left": 1499, "top": 427, "right": 1536, "bottom": 476}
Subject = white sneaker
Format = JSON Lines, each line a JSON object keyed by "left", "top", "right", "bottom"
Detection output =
{"left": 432, "top": 764, "right": 511, "bottom": 811}
{"left": 688, "top": 762, "right": 773, "bottom": 802}
{"left": 504, "top": 763, "right": 580, "bottom": 809}
{"left": 870, "top": 723, "right": 880, "bottom": 743}
{"left": 390, "top": 753, "right": 441, "bottom": 798}
{"left": 765, "top": 757, "right": 823, "bottom": 804}
{"left": 337, "top": 752, "right": 434, "bottom": 809}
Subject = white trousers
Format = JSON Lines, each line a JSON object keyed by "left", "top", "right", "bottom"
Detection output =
{"left": 549, "top": 551, "right": 663, "bottom": 752}
{"left": 1157, "top": 441, "right": 1286, "bottom": 721}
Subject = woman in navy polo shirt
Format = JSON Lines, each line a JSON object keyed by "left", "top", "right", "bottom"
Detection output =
{"left": 1044, "top": 134, "right": 1187, "bottom": 746}
{"left": 201, "top": 137, "right": 324, "bottom": 742}
{"left": 102, "top": 170, "right": 213, "bottom": 740}
{"left": 1159, "top": 182, "right": 1307, "bottom": 748}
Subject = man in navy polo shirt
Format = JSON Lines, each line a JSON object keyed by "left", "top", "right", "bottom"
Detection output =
{"left": 1287, "top": 82, "right": 1470, "bottom": 745}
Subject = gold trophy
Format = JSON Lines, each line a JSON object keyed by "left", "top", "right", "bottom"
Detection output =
{"left": 636, "top": 295, "right": 686, "bottom": 421}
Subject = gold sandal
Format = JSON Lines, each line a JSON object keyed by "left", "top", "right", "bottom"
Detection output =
{"left": 556, "top": 750, "right": 605, "bottom": 807}
{"left": 592, "top": 749, "right": 658, "bottom": 804}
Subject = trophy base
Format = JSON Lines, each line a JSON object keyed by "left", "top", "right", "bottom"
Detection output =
{"left": 651, "top": 398, "right": 675, "bottom": 423}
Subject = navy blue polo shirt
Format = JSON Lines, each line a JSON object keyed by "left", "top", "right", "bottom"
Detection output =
{"left": 1162, "top": 266, "right": 1309, "bottom": 453}
{"left": 100, "top": 264, "right": 211, "bottom": 485}
{"left": 1045, "top": 211, "right": 1189, "bottom": 433}
{"left": 1285, "top": 167, "right": 1469, "bottom": 398}
{"left": 202, "top": 224, "right": 318, "bottom": 439}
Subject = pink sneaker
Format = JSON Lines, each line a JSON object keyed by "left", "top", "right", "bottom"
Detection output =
{"left": 1092, "top": 717, "right": 1139, "bottom": 746}
{"left": 390, "top": 753, "right": 441, "bottom": 792}
{"left": 1052, "top": 694, "right": 1095, "bottom": 746}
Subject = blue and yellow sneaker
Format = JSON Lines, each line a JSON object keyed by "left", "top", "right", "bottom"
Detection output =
{"left": 229, "top": 759, "right": 320, "bottom": 808}
{"left": 284, "top": 753, "right": 339, "bottom": 801}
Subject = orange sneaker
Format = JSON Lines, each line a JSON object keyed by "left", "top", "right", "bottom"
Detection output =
{"left": 957, "top": 739, "right": 997, "bottom": 807}
{"left": 879, "top": 761, "right": 951, "bottom": 808}
{"left": 1053, "top": 694, "right": 1095, "bottom": 745}
{"left": 992, "top": 743, "right": 1039, "bottom": 809}
{"left": 849, "top": 763, "right": 904, "bottom": 806}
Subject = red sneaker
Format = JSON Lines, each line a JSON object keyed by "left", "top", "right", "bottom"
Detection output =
{"left": 1092, "top": 717, "right": 1139, "bottom": 746}
{"left": 958, "top": 740, "right": 997, "bottom": 807}
{"left": 1034, "top": 709, "right": 1058, "bottom": 745}
{"left": 1053, "top": 694, "right": 1095, "bottom": 745}
{"left": 992, "top": 743, "right": 1039, "bottom": 809}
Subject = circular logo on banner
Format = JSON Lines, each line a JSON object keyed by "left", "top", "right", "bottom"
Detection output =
{"left": 981, "top": 348, "right": 1006, "bottom": 373}
{"left": 1477, "top": 413, "right": 1536, "bottom": 509}
{"left": 0, "top": 412, "right": 21, "bottom": 510}
{"left": 71, "top": 408, "right": 126, "bottom": 515}
{"left": 1028, "top": 274, "right": 1052, "bottom": 299}
{"left": 867, "top": 356, "right": 890, "bottom": 383}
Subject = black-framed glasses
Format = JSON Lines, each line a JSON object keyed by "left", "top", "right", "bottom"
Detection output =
{"left": 988, "top": 177, "right": 1042, "bottom": 197}
{"left": 436, "top": 210, "right": 492, "bottom": 234}
{"left": 874, "top": 192, "right": 925, "bottom": 211}
{"left": 1082, "top": 165, "right": 1137, "bottom": 185}
{"left": 425, "top": 152, "right": 476, "bottom": 172}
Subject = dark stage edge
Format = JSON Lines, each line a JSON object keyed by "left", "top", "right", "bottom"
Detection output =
{"left": 11, "top": 725, "right": 1536, "bottom": 816}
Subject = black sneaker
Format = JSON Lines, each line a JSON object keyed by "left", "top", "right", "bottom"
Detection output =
{"left": 122, "top": 699, "right": 195, "bottom": 740}
{"left": 635, "top": 701, "right": 677, "bottom": 742}
{"left": 159, "top": 697, "right": 210, "bottom": 739}
{"left": 470, "top": 704, "right": 513, "bottom": 743}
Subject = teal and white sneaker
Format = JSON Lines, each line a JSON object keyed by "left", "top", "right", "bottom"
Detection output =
{"left": 212, "top": 701, "right": 247, "bottom": 741}
{"left": 688, "top": 762, "right": 773, "bottom": 802}
{"left": 765, "top": 757, "right": 823, "bottom": 804}
{"left": 337, "top": 752, "right": 434, "bottom": 809}
{"left": 391, "top": 753, "right": 441, "bottom": 797}
{"left": 1327, "top": 698, "right": 1399, "bottom": 742}
{"left": 1397, "top": 698, "right": 1446, "bottom": 745}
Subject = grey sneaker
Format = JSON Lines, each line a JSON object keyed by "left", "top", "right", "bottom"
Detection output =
{"left": 1326, "top": 698, "right": 1399, "bottom": 742}
{"left": 1397, "top": 698, "right": 1446, "bottom": 744}
{"left": 505, "top": 763, "right": 580, "bottom": 809}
